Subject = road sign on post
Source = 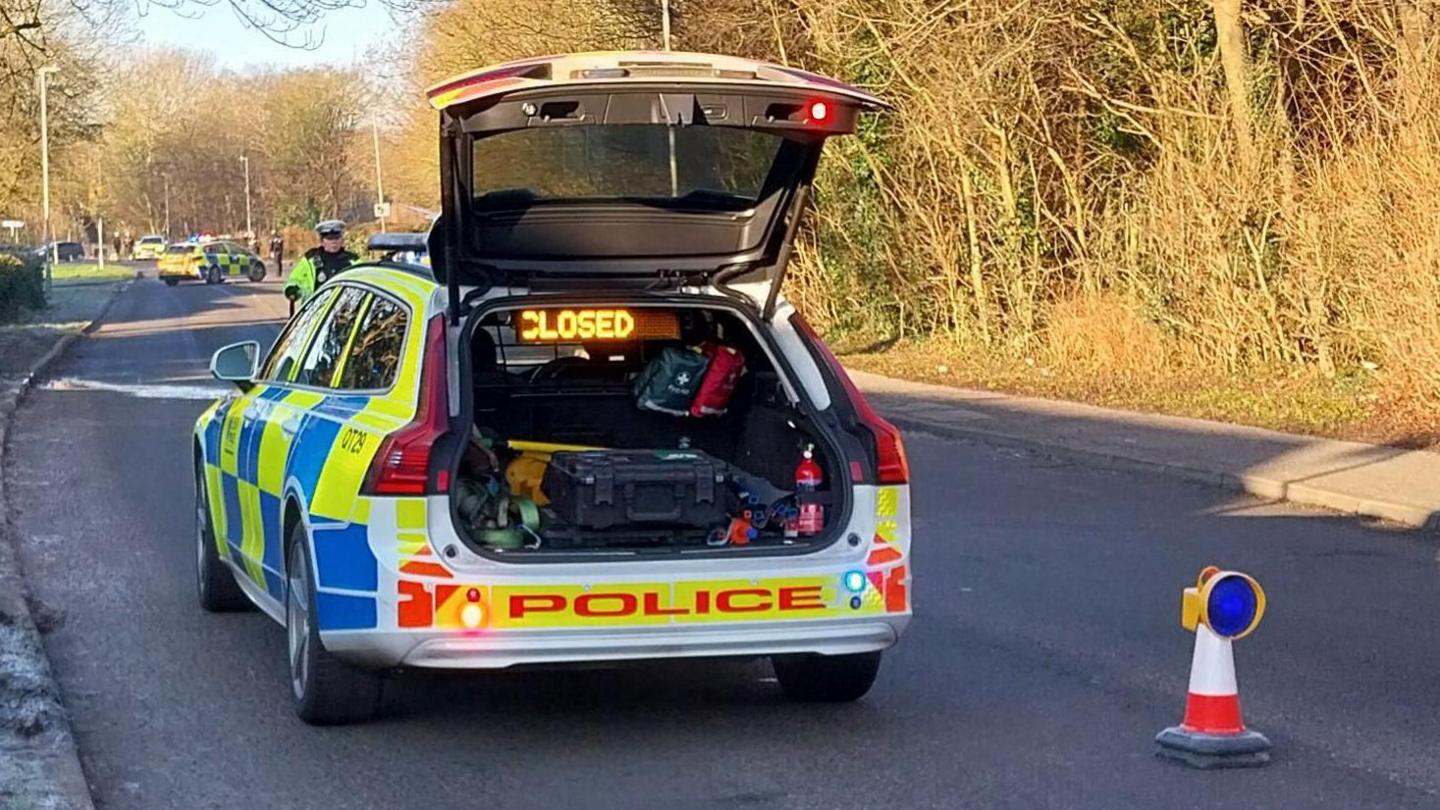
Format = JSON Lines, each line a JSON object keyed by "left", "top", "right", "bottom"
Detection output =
{"left": 373, "top": 202, "right": 391, "bottom": 220}
{"left": 1, "top": 219, "right": 22, "bottom": 242}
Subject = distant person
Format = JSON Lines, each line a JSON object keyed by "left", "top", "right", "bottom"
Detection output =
{"left": 269, "top": 231, "right": 284, "bottom": 276}
{"left": 283, "top": 220, "right": 356, "bottom": 304}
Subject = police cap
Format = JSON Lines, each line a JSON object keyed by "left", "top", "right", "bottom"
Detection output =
{"left": 315, "top": 220, "right": 346, "bottom": 237}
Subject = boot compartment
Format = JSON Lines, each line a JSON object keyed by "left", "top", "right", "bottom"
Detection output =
{"left": 450, "top": 299, "right": 848, "bottom": 560}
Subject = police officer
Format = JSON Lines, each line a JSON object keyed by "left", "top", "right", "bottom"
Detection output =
{"left": 283, "top": 220, "right": 357, "bottom": 304}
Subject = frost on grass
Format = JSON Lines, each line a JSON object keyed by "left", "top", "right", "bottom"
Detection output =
{"left": 0, "top": 617, "right": 61, "bottom": 737}
{"left": 0, "top": 606, "right": 78, "bottom": 810}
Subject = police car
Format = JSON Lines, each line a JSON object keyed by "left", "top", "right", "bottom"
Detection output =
{"left": 194, "top": 51, "right": 912, "bottom": 725}
{"left": 131, "top": 234, "right": 167, "bottom": 261}
{"left": 366, "top": 231, "right": 430, "bottom": 266}
{"left": 159, "top": 239, "right": 267, "bottom": 286}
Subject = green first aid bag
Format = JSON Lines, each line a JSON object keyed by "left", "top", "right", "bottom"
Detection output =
{"left": 634, "top": 346, "right": 711, "bottom": 416}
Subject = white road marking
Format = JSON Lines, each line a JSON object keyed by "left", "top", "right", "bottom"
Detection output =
{"left": 42, "top": 377, "right": 228, "bottom": 400}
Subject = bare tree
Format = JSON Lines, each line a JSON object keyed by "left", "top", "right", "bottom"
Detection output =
{"left": 1211, "top": 0, "right": 1255, "bottom": 173}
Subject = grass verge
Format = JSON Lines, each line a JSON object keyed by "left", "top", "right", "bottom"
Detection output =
{"left": 838, "top": 336, "right": 1439, "bottom": 451}
{"left": 48, "top": 263, "right": 136, "bottom": 281}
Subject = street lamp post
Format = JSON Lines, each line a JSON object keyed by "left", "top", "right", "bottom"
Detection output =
{"left": 371, "top": 122, "right": 386, "bottom": 233}
{"left": 659, "top": 0, "right": 675, "bottom": 192}
{"left": 37, "top": 65, "right": 58, "bottom": 290}
{"left": 94, "top": 150, "right": 104, "bottom": 268}
{"left": 239, "top": 155, "right": 252, "bottom": 242}
{"left": 162, "top": 173, "right": 170, "bottom": 239}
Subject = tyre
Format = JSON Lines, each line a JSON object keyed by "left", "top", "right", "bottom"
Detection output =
{"left": 772, "top": 651, "right": 883, "bottom": 703}
{"left": 195, "top": 464, "right": 251, "bottom": 612}
{"left": 163, "top": 278, "right": 179, "bottom": 287}
{"left": 206, "top": 264, "right": 222, "bottom": 285}
{"left": 249, "top": 262, "right": 266, "bottom": 283}
{"left": 286, "top": 523, "right": 383, "bottom": 725}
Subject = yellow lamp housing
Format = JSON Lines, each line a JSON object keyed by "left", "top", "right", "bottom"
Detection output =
{"left": 1181, "top": 588, "right": 1201, "bottom": 631}
{"left": 1180, "top": 566, "right": 1266, "bottom": 640}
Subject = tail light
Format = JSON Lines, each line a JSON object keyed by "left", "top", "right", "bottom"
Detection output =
{"left": 362, "top": 315, "right": 449, "bottom": 495}
{"left": 792, "top": 314, "right": 910, "bottom": 485}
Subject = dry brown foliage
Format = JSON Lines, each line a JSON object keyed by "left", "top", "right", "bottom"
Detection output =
{"left": 670, "top": 0, "right": 1440, "bottom": 420}
{"left": 365, "top": 0, "right": 1440, "bottom": 423}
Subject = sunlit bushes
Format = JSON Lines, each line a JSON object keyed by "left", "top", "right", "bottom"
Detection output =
{"left": 671, "top": 0, "right": 1440, "bottom": 420}
{"left": 0, "top": 250, "right": 44, "bottom": 322}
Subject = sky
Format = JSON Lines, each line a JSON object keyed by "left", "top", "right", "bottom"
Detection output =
{"left": 132, "top": 1, "right": 407, "bottom": 70}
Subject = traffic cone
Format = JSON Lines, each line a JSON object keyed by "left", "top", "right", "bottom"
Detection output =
{"left": 1155, "top": 623, "right": 1271, "bottom": 768}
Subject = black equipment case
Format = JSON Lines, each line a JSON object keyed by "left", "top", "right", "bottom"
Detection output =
{"left": 541, "top": 450, "right": 732, "bottom": 529}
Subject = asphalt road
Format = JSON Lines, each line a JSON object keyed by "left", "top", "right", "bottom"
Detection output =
{"left": 6, "top": 272, "right": 1440, "bottom": 809}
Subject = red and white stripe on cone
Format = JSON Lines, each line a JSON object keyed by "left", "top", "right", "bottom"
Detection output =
{"left": 1180, "top": 624, "right": 1246, "bottom": 734}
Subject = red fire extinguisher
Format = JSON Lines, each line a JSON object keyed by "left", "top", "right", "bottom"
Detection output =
{"left": 787, "top": 444, "right": 825, "bottom": 537}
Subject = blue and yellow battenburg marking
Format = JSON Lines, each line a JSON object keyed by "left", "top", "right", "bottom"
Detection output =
{"left": 159, "top": 244, "right": 260, "bottom": 280}
{"left": 199, "top": 266, "right": 435, "bottom": 631}
{"left": 201, "top": 264, "right": 913, "bottom": 633}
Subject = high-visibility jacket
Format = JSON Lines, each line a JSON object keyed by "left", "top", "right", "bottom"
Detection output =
{"left": 283, "top": 247, "right": 357, "bottom": 302}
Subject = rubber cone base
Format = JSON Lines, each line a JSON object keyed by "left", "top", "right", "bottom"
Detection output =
{"left": 1155, "top": 726, "right": 1271, "bottom": 769}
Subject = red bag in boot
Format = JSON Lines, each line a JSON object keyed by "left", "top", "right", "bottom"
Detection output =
{"left": 689, "top": 342, "right": 746, "bottom": 417}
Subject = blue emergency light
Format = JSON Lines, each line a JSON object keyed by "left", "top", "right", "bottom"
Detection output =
{"left": 843, "top": 570, "right": 867, "bottom": 594}
{"left": 1181, "top": 567, "right": 1266, "bottom": 640}
{"left": 1206, "top": 575, "right": 1260, "bottom": 638}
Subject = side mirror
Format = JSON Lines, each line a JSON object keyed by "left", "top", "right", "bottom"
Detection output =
{"left": 210, "top": 341, "right": 260, "bottom": 391}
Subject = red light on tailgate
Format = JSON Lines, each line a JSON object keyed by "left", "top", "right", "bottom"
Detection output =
{"left": 363, "top": 315, "right": 449, "bottom": 495}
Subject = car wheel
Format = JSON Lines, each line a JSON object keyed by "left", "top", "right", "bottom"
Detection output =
{"left": 286, "top": 523, "right": 383, "bottom": 725}
{"left": 195, "top": 464, "right": 252, "bottom": 612}
{"left": 163, "top": 278, "right": 179, "bottom": 287}
{"left": 771, "top": 651, "right": 883, "bottom": 703}
{"left": 206, "top": 264, "right": 222, "bottom": 285}
{"left": 249, "top": 263, "right": 266, "bottom": 283}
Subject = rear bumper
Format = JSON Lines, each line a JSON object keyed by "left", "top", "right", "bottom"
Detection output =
{"left": 304, "top": 485, "right": 914, "bottom": 671}
{"left": 322, "top": 614, "right": 908, "bottom": 670}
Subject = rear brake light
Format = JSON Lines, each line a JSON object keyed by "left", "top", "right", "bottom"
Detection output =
{"left": 362, "top": 315, "right": 449, "bottom": 495}
{"left": 792, "top": 314, "right": 910, "bottom": 485}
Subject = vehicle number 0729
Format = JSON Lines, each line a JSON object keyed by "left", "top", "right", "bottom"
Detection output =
{"left": 338, "top": 426, "right": 368, "bottom": 455}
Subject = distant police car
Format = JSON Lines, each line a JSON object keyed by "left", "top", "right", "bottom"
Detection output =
{"left": 367, "top": 231, "right": 429, "bottom": 266}
{"left": 159, "top": 240, "right": 267, "bottom": 286}
{"left": 193, "top": 51, "right": 912, "bottom": 725}
{"left": 131, "top": 235, "right": 167, "bottom": 261}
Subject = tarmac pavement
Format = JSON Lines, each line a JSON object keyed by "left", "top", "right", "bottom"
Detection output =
{"left": 3, "top": 274, "right": 1440, "bottom": 808}
{"left": 855, "top": 370, "right": 1440, "bottom": 530}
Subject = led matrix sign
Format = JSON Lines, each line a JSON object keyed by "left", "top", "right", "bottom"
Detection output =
{"left": 516, "top": 309, "right": 678, "bottom": 343}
